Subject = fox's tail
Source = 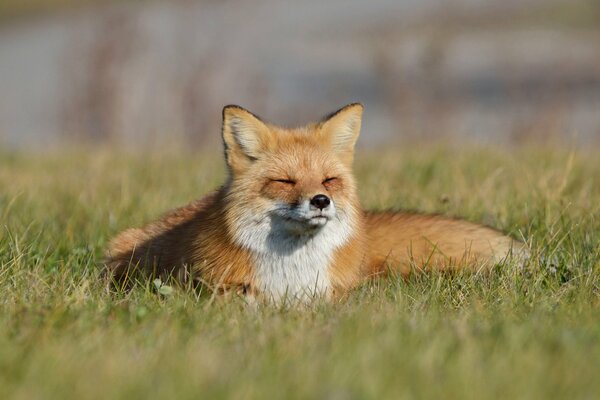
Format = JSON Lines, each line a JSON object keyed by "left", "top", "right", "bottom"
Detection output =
{"left": 365, "top": 211, "right": 528, "bottom": 277}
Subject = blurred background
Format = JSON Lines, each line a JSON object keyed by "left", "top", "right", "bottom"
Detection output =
{"left": 1, "top": 0, "right": 599, "bottom": 150}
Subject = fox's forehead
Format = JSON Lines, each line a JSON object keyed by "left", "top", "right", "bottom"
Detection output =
{"left": 266, "top": 124, "right": 320, "bottom": 145}
{"left": 258, "top": 130, "right": 345, "bottom": 177}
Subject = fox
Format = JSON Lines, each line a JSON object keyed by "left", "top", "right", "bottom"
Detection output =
{"left": 105, "top": 103, "right": 526, "bottom": 303}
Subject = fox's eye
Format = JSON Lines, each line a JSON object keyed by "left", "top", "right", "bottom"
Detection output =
{"left": 322, "top": 177, "right": 339, "bottom": 189}
{"left": 272, "top": 178, "right": 296, "bottom": 185}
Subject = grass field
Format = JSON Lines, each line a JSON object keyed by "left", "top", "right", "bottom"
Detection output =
{"left": 1, "top": 145, "right": 599, "bottom": 399}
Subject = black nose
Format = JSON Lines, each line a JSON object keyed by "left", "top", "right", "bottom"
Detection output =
{"left": 310, "top": 194, "right": 331, "bottom": 210}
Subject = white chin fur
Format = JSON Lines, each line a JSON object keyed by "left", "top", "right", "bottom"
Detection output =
{"left": 231, "top": 199, "right": 354, "bottom": 303}
{"left": 307, "top": 216, "right": 328, "bottom": 226}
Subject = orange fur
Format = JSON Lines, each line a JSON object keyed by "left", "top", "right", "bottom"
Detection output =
{"left": 105, "top": 103, "right": 525, "bottom": 301}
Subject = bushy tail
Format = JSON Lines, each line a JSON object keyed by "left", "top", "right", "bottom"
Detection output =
{"left": 365, "top": 211, "right": 527, "bottom": 276}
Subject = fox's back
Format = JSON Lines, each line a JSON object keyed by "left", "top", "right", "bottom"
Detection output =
{"left": 105, "top": 192, "right": 219, "bottom": 281}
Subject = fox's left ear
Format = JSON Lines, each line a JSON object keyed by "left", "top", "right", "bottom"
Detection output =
{"left": 319, "top": 103, "right": 363, "bottom": 165}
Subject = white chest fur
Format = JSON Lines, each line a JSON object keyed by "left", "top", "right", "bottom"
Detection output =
{"left": 232, "top": 211, "right": 353, "bottom": 302}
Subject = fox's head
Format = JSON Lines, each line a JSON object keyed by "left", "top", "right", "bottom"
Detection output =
{"left": 221, "top": 103, "right": 363, "bottom": 252}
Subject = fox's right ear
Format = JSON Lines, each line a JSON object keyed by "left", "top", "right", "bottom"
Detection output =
{"left": 221, "top": 105, "right": 272, "bottom": 172}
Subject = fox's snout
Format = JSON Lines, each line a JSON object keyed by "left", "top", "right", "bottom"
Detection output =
{"left": 310, "top": 194, "right": 331, "bottom": 210}
{"left": 272, "top": 194, "right": 338, "bottom": 233}
{"left": 285, "top": 196, "right": 335, "bottom": 220}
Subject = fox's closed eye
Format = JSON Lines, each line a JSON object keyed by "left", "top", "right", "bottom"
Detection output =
{"left": 272, "top": 178, "right": 296, "bottom": 185}
{"left": 322, "top": 177, "right": 337, "bottom": 184}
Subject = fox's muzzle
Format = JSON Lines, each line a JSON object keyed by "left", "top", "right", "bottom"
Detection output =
{"left": 310, "top": 194, "right": 331, "bottom": 210}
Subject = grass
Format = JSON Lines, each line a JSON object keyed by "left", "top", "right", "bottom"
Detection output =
{"left": 1, "top": 144, "right": 599, "bottom": 399}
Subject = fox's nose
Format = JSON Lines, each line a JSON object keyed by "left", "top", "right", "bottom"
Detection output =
{"left": 310, "top": 194, "right": 331, "bottom": 210}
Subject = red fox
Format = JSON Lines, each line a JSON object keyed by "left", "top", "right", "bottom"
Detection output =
{"left": 105, "top": 103, "right": 525, "bottom": 302}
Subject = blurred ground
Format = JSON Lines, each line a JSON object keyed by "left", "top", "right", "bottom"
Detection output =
{"left": 0, "top": 0, "right": 599, "bottom": 150}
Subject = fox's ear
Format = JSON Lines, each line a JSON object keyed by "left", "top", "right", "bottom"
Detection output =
{"left": 222, "top": 105, "right": 271, "bottom": 172}
{"left": 319, "top": 103, "right": 363, "bottom": 164}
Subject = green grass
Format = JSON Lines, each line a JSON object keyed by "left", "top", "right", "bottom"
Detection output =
{"left": 1, "top": 145, "right": 599, "bottom": 399}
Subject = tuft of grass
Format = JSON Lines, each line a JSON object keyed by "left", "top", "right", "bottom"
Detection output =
{"left": 1, "top": 145, "right": 599, "bottom": 399}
